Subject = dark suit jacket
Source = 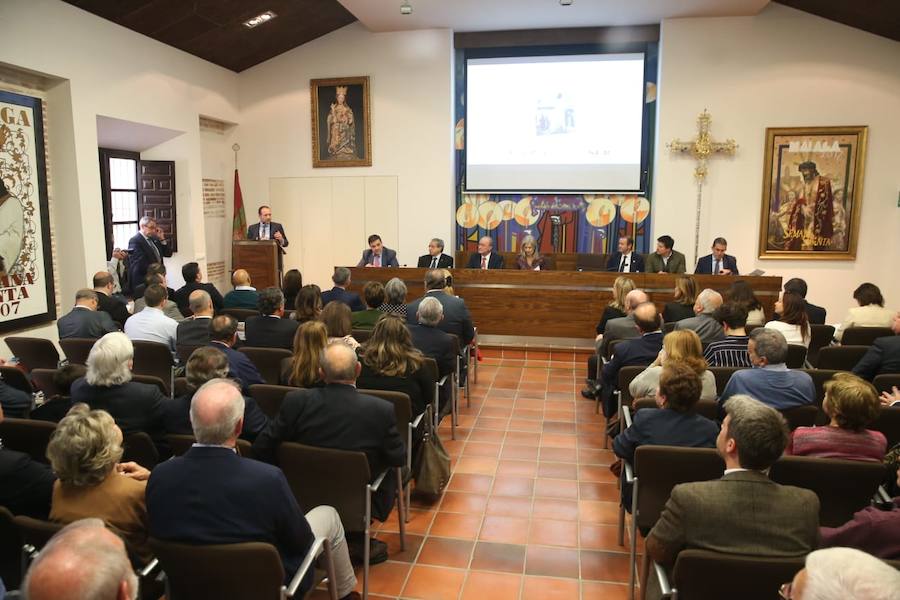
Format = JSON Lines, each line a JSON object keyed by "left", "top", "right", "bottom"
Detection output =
{"left": 244, "top": 315, "right": 299, "bottom": 350}
{"left": 173, "top": 281, "right": 224, "bottom": 315}
{"left": 57, "top": 306, "right": 118, "bottom": 339}
{"left": 852, "top": 335, "right": 900, "bottom": 381}
{"left": 357, "top": 247, "right": 399, "bottom": 268}
{"left": 606, "top": 252, "right": 645, "bottom": 273}
{"left": 247, "top": 222, "right": 289, "bottom": 254}
{"left": 663, "top": 302, "right": 695, "bottom": 323}
{"left": 357, "top": 361, "right": 433, "bottom": 416}
{"left": 70, "top": 378, "right": 168, "bottom": 449}
{"left": 176, "top": 316, "right": 212, "bottom": 347}
{"left": 208, "top": 342, "right": 265, "bottom": 393}
{"left": 613, "top": 408, "right": 719, "bottom": 464}
{"left": 465, "top": 252, "right": 504, "bottom": 269}
{"left": 645, "top": 250, "right": 687, "bottom": 274}
{"left": 0, "top": 448, "right": 56, "bottom": 518}
{"left": 805, "top": 300, "right": 827, "bottom": 325}
{"left": 417, "top": 254, "right": 454, "bottom": 269}
{"left": 164, "top": 390, "right": 268, "bottom": 440}
{"left": 694, "top": 253, "right": 739, "bottom": 275}
{"left": 408, "top": 324, "right": 456, "bottom": 377}
{"left": 96, "top": 291, "right": 130, "bottom": 328}
{"left": 127, "top": 232, "right": 172, "bottom": 290}
{"left": 321, "top": 286, "right": 365, "bottom": 312}
{"left": 146, "top": 446, "right": 314, "bottom": 588}
{"left": 602, "top": 332, "right": 663, "bottom": 388}
{"left": 406, "top": 291, "right": 475, "bottom": 346}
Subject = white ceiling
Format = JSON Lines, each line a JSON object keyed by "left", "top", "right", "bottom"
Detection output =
{"left": 338, "top": 0, "right": 771, "bottom": 33}
{"left": 96, "top": 115, "right": 183, "bottom": 153}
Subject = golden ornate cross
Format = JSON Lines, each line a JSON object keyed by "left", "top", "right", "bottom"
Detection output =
{"left": 666, "top": 109, "right": 738, "bottom": 263}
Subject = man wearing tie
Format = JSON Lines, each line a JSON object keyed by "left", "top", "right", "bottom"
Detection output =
{"left": 417, "top": 238, "right": 454, "bottom": 269}
{"left": 465, "top": 236, "right": 505, "bottom": 269}
{"left": 694, "top": 237, "right": 739, "bottom": 275}
{"left": 246, "top": 205, "right": 289, "bottom": 252}
{"left": 127, "top": 216, "right": 172, "bottom": 292}
{"left": 605, "top": 236, "right": 645, "bottom": 273}
{"left": 357, "top": 234, "right": 399, "bottom": 267}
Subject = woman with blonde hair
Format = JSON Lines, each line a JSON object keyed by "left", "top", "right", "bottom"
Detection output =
{"left": 596, "top": 276, "right": 635, "bottom": 334}
{"left": 320, "top": 300, "right": 359, "bottom": 349}
{"left": 663, "top": 275, "right": 697, "bottom": 323}
{"left": 516, "top": 235, "right": 547, "bottom": 270}
{"left": 47, "top": 403, "right": 152, "bottom": 563}
{"left": 357, "top": 315, "right": 431, "bottom": 415}
{"left": 629, "top": 329, "right": 717, "bottom": 401}
{"left": 281, "top": 321, "right": 329, "bottom": 387}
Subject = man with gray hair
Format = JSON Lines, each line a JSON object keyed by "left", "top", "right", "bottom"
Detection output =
{"left": 147, "top": 379, "right": 360, "bottom": 600}
{"left": 127, "top": 215, "right": 172, "bottom": 292}
{"left": 785, "top": 547, "right": 900, "bottom": 600}
{"left": 244, "top": 287, "right": 299, "bottom": 349}
{"left": 22, "top": 517, "right": 139, "bottom": 600}
{"left": 582, "top": 289, "right": 649, "bottom": 399}
{"left": 417, "top": 238, "right": 453, "bottom": 269}
{"left": 409, "top": 296, "right": 456, "bottom": 378}
{"left": 321, "top": 266, "right": 365, "bottom": 311}
{"left": 647, "top": 395, "right": 819, "bottom": 567}
{"left": 175, "top": 289, "right": 214, "bottom": 347}
{"left": 406, "top": 269, "right": 474, "bottom": 346}
{"left": 675, "top": 288, "right": 726, "bottom": 344}
{"left": 719, "top": 327, "right": 815, "bottom": 412}
{"left": 465, "top": 235, "right": 504, "bottom": 269}
{"left": 57, "top": 288, "right": 118, "bottom": 339}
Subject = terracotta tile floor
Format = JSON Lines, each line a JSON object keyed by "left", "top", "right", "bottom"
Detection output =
{"left": 312, "top": 352, "right": 638, "bottom": 600}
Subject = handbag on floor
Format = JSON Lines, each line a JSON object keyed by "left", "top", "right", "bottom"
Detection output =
{"left": 412, "top": 406, "right": 450, "bottom": 496}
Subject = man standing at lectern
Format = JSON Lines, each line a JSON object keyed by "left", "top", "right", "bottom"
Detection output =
{"left": 247, "top": 205, "right": 289, "bottom": 252}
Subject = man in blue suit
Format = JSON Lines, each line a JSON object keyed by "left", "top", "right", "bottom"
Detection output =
{"left": 126, "top": 216, "right": 172, "bottom": 292}
{"left": 321, "top": 267, "right": 365, "bottom": 311}
{"left": 465, "top": 236, "right": 505, "bottom": 269}
{"left": 146, "top": 378, "right": 359, "bottom": 599}
{"left": 605, "top": 236, "right": 645, "bottom": 273}
{"left": 207, "top": 314, "right": 264, "bottom": 393}
{"left": 246, "top": 205, "right": 288, "bottom": 253}
{"left": 600, "top": 302, "right": 664, "bottom": 417}
{"left": 357, "top": 234, "right": 399, "bottom": 268}
{"left": 694, "top": 237, "right": 739, "bottom": 275}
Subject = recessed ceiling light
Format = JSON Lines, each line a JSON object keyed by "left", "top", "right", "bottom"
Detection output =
{"left": 400, "top": 1, "right": 412, "bottom": 15}
{"left": 243, "top": 11, "right": 277, "bottom": 28}
{"left": 560, "top": 0, "right": 573, "bottom": 5}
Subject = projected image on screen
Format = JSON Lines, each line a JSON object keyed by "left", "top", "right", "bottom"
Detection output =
{"left": 466, "top": 53, "right": 645, "bottom": 192}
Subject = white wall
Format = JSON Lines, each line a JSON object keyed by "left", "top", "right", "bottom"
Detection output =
{"left": 236, "top": 22, "right": 454, "bottom": 288}
{"left": 655, "top": 4, "right": 900, "bottom": 319}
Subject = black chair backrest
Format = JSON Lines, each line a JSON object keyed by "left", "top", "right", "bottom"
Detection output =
{"left": 173, "top": 377, "right": 191, "bottom": 398}
{"left": 176, "top": 344, "right": 202, "bottom": 366}
{"left": 815, "top": 346, "right": 869, "bottom": 371}
{"left": 841, "top": 327, "right": 893, "bottom": 346}
{"left": 0, "top": 418, "right": 56, "bottom": 463}
{"left": 663, "top": 322, "right": 677, "bottom": 334}
{"left": 769, "top": 455, "right": 887, "bottom": 527}
{"left": 360, "top": 388, "right": 412, "bottom": 427}
{"left": 605, "top": 338, "right": 625, "bottom": 361}
{"left": 672, "top": 549, "right": 805, "bottom": 600}
{"left": 122, "top": 432, "right": 159, "bottom": 470}
{"left": 0, "top": 365, "right": 33, "bottom": 395}
{"left": 149, "top": 538, "right": 285, "bottom": 600}
{"left": 785, "top": 344, "right": 808, "bottom": 369}
{"left": 58, "top": 338, "right": 97, "bottom": 365}
{"left": 248, "top": 384, "right": 295, "bottom": 419}
{"left": 807, "top": 324, "right": 836, "bottom": 367}
{"left": 5, "top": 337, "right": 60, "bottom": 371}
{"left": 780, "top": 405, "right": 821, "bottom": 430}
{"left": 420, "top": 357, "right": 440, "bottom": 387}
{"left": 0, "top": 506, "right": 21, "bottom": 589}
{"left": 220, "top": 308, "right": 260, "bottom": 322}
{"left": 132, "top": 340, "right": 174, "bottom": 394}
{"left": 870, "top": 407, "right": 900, "bottom": 449}
{"left": 873, "top": 374, "right": 900, "bottom": 395}
{"left": 29, "top": 397, "right": 74, "bottom": 423}
{"left": 132, "top": 374, "right": 168, "bottom": 396}
{"left": 709, "top": 367, "right": 746, "bottom": 396}
{"left": 632, "top": 397, "right": 718, "bottom": 422}
{"left": 352, "top": 328, "right": 374, "bottom": 343}
{"left": 238, "top": 347, "right": 292, "bottom": 386}
{"left": 29, "top": 368, "right": 60, "bottom": 398}
{"left": 798, "top": 369, "right": 841, "bottom": 407}
{"left": 617, "top": 365, "right": 649, "bottom": 409}
{"left": 12, "top": 515, "right": 63, "bottom": 551}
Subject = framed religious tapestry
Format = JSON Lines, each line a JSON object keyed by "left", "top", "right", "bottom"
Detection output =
{"left": 0, "top": 90, "right": 56, "bottom": 333}
{"left": 310, "top": 76, "right": 372, "bottom": 168}
{"left": 758, "top": 125, "right": 867, "bottom": 260}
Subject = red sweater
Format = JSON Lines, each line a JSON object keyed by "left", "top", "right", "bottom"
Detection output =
{"left": 787, "top": 426, "right": 887, "bottom": 462}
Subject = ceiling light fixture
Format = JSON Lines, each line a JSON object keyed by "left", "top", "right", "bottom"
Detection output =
{"left": 242, "top": 10, "right": 277, "bottom": 28}
{"left": 400, "top": 1, "right": 412, "bottom": 15}
{"left": 560, "top": 0, "right": 573, "bottom": 5}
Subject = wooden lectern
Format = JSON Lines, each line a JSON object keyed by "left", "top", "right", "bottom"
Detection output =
{"left": 232, "top": 240, "right": 280, "bottom": 290}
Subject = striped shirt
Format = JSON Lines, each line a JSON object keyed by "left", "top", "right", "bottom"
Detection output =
{"left": 704, "top": 335, "right": 751, "bottom": 368}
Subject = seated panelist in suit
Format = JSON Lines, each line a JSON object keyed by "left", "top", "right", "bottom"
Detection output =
{"left": 321, "top": 267, "right": 365, "bottom": 312}
{"left": 606, "top": 236, "right": 645, "bottom": 273}
{"left": 244, "top": 287, "right": 299, "bottom": 350}
{"left": 246, "top": 205, "right": 288, "bottom": 253}
{"left": 57, "top": 289, "right": 118, "bottom": 340}
{"left": 358, "top": 234, "right": 399, "bottom": 268}
{"left": 417, "top": 237, "right": 454, "bottom": 269}
{"left": 466, "top": 236, "right": 504, "bottom": 269}
{"left": 515, "top": 235, "right": 547, "bottom": 270}
{"left": 694, "top": 237, "right": 739, "bottom": 275}
{"left": 127, "top": 216, "right": 173, "bottom": 294}
{"left": 645, "top": 235, "right": 686, "bottom": 274}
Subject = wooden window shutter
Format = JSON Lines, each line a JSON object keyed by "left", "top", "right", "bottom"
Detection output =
{"left": 138, "top": 160, "right": 177, "bottom": 252}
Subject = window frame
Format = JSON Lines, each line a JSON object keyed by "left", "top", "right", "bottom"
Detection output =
{"left": 99, "top": 147, "right": 141, "bottom": 258}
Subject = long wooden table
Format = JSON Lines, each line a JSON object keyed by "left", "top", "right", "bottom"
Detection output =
{"left": 346, "top": 268, "right": 782, "bottom": 340}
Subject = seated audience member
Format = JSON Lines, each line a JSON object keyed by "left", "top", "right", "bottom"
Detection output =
{"left": 663, "top": 275, "right": 696, "bottom": 323}
{"left": 0, "top": 357, "right": 33, "bottom": 417}
{"left": 244, "top": 287, "right": 299, "bottom": 350}
{"left": 582, "top": 289, "right": 649, "bottom": 399}
{"left": 615, "top": 362, "right": 718, "bottom": 465}
{"left": 836, "top": 282, "right": 895, "bottom": 342}
{"left": 417, "top": 237, "right": 453, "bottom": 269}
{"left": 606, "top": 235, "right": 644, "bottom": 273}
{"left": 788, "top": 372, "right": 886, "bottom": 461}
{"left": 22, "top": 518, "right": 140, "bottom": 600}
{"left": 629, "top": 329, "right": 717, "bottom": 402}
{"left": 725, "top": 279, "right": 765, "bottom": 326}
{"left": 853, "top": 311, "right": 900, "bottom": 380}
{"left": 516, "top": 235, "right": 547, "bottom": 270}
{"left": 253, "top": 345, "right": 405, "bottom": 561}
{"left": 164, "top": 347, "right": 267, "bottom": 440}
{"left": 0, "top": 403, "right": 56, "bottom": 518}
{"left": 694, "top": 237, "right": 738, "bottom": 275}
{"left": 107, "top": 247, "right": 129, "bottom": 296}
{"left": 719, "top": 328, "right": 816, "bottom": 412}
{"left": 47, "top": 404, "right": 153, "bottom": 562}
{"left": 322, "top": 301, "right": 360, "bottom": 349}
{"left": 281, "top": 268, "right": 303, "bottom": 311}
{"left": 357, "top": 315, "right": 432, "bottom": 416}
{"left": 175, "top": 289, "right": 214, "bottom": 347}
{"left": 124, "top": 283, "right": 178, "bottom": 352}
{"left": 351, "top": 281, "right": 386, "bottom": 329}
{"left": 132, "top": 272, "right": 184, "bottom": 321}
{"left": 358, "top": 233, "right": 399, "bottom": 268}
{"left": 380, "top": 277, "right": 409, "bottom": 318}
{"left": 292, "top": 284, "right": 322, "bottom": 325}
{"left": 222, "top": 269, "right": 259, "bottom": 310}
{"left": 704, "top": 303, "right": 752, "bottom": 367}
{"left": 439, "top": 269, "right": 456, "bottom": 295}
{"left": 596, "top": 275, "right": 635, "bottom": 335}
{"left": 281, "top": 321, "right": 329, "bottom": 387}
{"left": 207, "top": 315, "right": 265, "bottom": 393}
{"left": 783, "top": 547, "right": 900, "bottom": 600}
{"left": 647, "top": 395, "right": 819, "bottom": 566}
{"left": 70, "top": 332, "right": 168, "bottom": 448}
{"left": 29, "top": 364, "right": 85, "bottom": 423}
{"left": 57, "top": 289, "right": 118, "bottom": 339}
{"left": 174, "top": 261, "right": 224, "bottom": 316}
{"left": 766, "top": 291, "right": 811, "bottom": 347}
{"left": 321, "top": 267, "right": 365, "bottom": 311}
{"left": 675, "top": 288, "right": 726, "bottom": 345}
{"left": 599, "top": 302, "right": 664, "bottom": 416}
{"left": 130, "top": 262, "right": 175, "bottom": 301}
{"left": 645, "top": 235, "right": 686, "bottom": 274}
{"left": 466, "top": 236, "right": 504, "bottom": 269}
{"left": 406, "top": 269, "right": 475, "bottom": 349}
{"left": 882, "top": 386, "right": 900, "bottom": 408}
{"left": 781, "top": 277, "right": 827, "bottom": 325}
{"left": 93, "top": 271, "right": 129, "bottom": 328}
{"left": 147, "top": 379, "right": 359, "bottom": 599}
{"left": 409, "top": 297, "right": 456, "bottom": 379}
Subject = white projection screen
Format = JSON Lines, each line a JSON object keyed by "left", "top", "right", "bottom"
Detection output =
{"left": 465, "top": 53, "right": 646, "bottom": 193}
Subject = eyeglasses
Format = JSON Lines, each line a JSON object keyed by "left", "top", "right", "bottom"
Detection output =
{"left": 779, "top": 582, "right": 793, "bottom": 599}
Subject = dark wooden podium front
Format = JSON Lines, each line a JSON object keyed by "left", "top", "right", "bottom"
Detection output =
{"left": 233, "top": 240, "right": 280, "bottom": 290}
{"left": 347, "top": 267, "right": 782, "bottom": 340}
